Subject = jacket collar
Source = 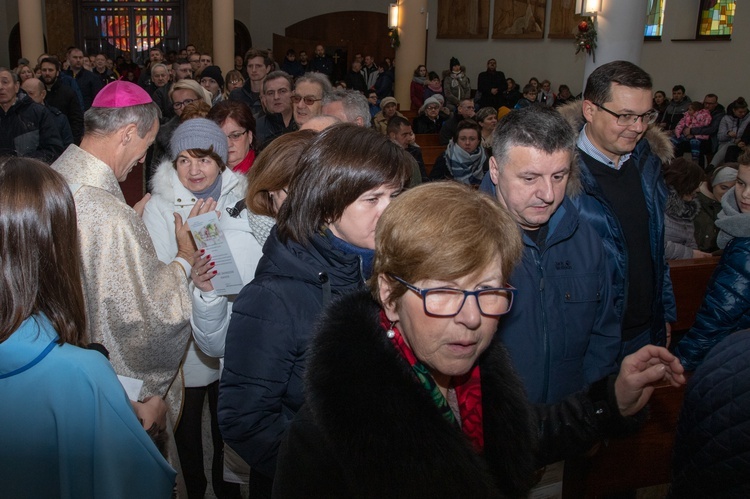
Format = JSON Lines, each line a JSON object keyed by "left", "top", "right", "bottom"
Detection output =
{"left": 52, "top": 145, "right": 126, "bottom": 203}
{"left": 149, "top": 159, "right": 245, "bottom": 208}
{"left": 557, "top": 100, "right": 674, "bottom": 197}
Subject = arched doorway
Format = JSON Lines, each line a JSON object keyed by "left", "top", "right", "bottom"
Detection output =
{"left": 9, "top": 23, "right": 48, "bottom": 67}
{"left": 235, "top": 20, "right": 252, "bottom": 58}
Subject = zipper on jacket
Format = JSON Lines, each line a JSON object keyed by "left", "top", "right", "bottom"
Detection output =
{"left": 532, "top": 247, "right": 551, "bottom": 403}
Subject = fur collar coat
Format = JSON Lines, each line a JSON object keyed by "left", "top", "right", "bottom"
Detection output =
{"left": 274, "top": 291, "right": 638, "bottom": 498}
{"left": 556, "top": 100, "right": 674, "bottom": 198}
{"left": 274, "top": 291, "right": 539, "bottom": 498}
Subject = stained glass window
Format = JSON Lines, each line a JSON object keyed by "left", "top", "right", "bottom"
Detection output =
{"left": 697, "top": 0, "right": 736, "bottom": 38}
{"left": 76, "top": 0, "right": 184, "bottom": 59}
{"left": 644, "top": 0, "right": 666, "bottom": 38}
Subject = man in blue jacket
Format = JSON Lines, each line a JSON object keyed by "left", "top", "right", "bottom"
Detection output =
{"left": 559, "top": 60, "right": 676, "bottom": 361}
{"left": 480, "top": 106, "right": 619, "bottom": 404}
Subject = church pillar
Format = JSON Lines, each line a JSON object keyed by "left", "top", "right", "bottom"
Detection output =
{"left": 213, "top": 0, "right": 234, "bottom": 74}
{"left": 583, "top": 0, "right": 649, "bottom": 88}
{"left": 18, "top": 0, "right": 45, "bottom": 62}
{"left": 394, "top": 0, "right": 428, "bottom": 110}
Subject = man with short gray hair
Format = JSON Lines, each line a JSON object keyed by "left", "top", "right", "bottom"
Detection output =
{"left": 52, "top": 81, "right": 214, "bottom": 453}
{"left": 479, "top": 106, "right": 619, "bottom": 404}
{"left": 322, "top": 89, "right": 371, "bottom": 127}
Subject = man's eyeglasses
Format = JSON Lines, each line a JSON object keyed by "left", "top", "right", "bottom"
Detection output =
{"left": 592, "top": 102, "right": 658, "bottom": 126}
{"left": 291, "top": 94, "right": 322, "bottom": 105}
{"left": 227, "top": 130, "right": 248, "bottom": 141}
{"left": 425, "top": 105, "right": 440, "bottom": 111}
{"left": 173, "top": 98, "right": 196, "bottom": 110}
{"left": 389, "top": 275, "right": 515, "bottom": 318}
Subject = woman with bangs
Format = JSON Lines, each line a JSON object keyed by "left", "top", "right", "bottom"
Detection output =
{"left": 218, "top": 124, "right": 413, "bottom": 496}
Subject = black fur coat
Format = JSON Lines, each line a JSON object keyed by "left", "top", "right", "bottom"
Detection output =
{"left": 273, "top": 291, "right": 633, "bottom": 498}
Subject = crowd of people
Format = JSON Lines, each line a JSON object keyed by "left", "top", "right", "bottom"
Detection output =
{"left": 1, "top": 39, "right": 750, "bottom": 498}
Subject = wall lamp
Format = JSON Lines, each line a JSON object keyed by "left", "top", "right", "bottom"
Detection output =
{"left": 576, "top": 0, "right": 601, "bottom": 16}
{"left": 389, "top": 3, "right": 399, "bottom": 29}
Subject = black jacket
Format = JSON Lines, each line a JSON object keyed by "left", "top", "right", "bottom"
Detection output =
{"left": 45, "top": 78, "right": 84, "bottom": 144}
{"left": 344, "top": 70, "right": 367, "bottom": 93}
{"left": 477, "top": 69, "right": 506, "bottom": 109}
{"left": 229, "top": 82, "right": 263, "bottom": 119}
{"left": 219, "top": 228, "right": 365, "bottom": 479}
{"left": 63, "top": 68, "right": 103, "bottom": 110}
{"left": 0, "top": 92, "right": 63, "bottom": 162}
{"left": 274, "top": 291, "right": 639, "bottom": 498}
{"left": 412, "top": 114, "right": 444, "bottom": 134}
{"left": 670, "top": 329, "right": 750, "bottom": 498}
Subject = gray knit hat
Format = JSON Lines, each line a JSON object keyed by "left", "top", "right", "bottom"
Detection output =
{"left": 170, "top": 118, "right": 228, "bottom": 165}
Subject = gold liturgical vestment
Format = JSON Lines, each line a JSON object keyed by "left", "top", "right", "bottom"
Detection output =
{"left": 52, "top": 145, "right": 192, "bottom": 410}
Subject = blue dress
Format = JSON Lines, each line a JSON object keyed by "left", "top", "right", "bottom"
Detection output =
{"left": 0, "top": 315, "right": 176, "bottom": 499}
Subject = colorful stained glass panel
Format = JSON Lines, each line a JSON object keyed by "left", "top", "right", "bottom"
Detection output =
{"left": 698, "top": 0, "right": 736, "bottom": 36}
{"left": 644, "top": 0, "right": 666, "bottom": 37}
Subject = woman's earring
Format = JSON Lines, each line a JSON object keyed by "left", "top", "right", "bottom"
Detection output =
{"left": 386, "top": 321, "right": 397, "bottom": 339}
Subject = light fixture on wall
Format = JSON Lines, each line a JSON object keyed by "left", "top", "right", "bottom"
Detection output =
{"left": 388, "top": 3, "right": 399, "bottom": 29}
{"left": 576, "top": 0, "right": 601, "bottom": 16}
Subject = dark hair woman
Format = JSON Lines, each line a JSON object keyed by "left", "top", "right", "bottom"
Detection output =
{"left": 207, "top": 99, "right": 258, "bottom": 174}
{"left": 218, "top": 124, "right": 413, "bottom": 495}
{"left": 662, "top": 158, "right": 711, "bottom": 259}
{"left": 430, "top": 119, "right": 488, "bottom": 185}
{"left": 0, "top": 157, "right": 175, "bottom": 497}
{"left": 273, "top": 182, "right": 685, "bottom": 497}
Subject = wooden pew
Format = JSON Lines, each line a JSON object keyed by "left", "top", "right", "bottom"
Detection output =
{"left": 419, "top": 145, "right": 445, "bottom": 178}
{"left": 560, "top": 257, "right": 718, "bottom": 497}
{"left": 414, "top": 134, "right": 441, "bottom": 147}
{"left": 667, "top": 257, "right": 720, "bottom": 332}
{"left": 400, "top": 109, "right": 418, "bottom": 121}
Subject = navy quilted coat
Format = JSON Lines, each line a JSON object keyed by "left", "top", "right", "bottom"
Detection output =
{"left": 670, "top": 329, "right": 750, "bottom": 498}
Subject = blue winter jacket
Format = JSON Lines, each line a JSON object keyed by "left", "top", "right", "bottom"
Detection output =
{"left": 673, "top": 236, "right": 750, "bottom": 370}
{"left": 480, "top": 179, "right": 620, "bottom": 403}
{"left": 670, "top": 329, "right": 750, "bottom": 498}
{"left": 570, "top": 136, "right": 677, "bottom": 345}
{"left": 218, "top": 227, "right": 364, "bottom": 479}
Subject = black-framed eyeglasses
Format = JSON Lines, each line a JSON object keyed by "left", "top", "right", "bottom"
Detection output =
{"left": 226, "top": 130, "right": 248, "bottom": 141}
{"left": 592, "top": 102, "right": 658, "bottom": 126}
{"left": 173, "top": 98, "right": 196, "bottom": 110}
{"left": 389, "top": 275, "right": 515, "bottom": 318}
{"left": 291, "top": 94, "right": 322, "bottom": 105}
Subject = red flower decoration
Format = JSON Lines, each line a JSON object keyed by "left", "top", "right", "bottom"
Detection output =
{"left": 575, "top": 16, "right": 597, "bottom": 61}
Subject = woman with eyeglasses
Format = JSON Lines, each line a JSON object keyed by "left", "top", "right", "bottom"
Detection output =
{"left": 207, "top": 100, "right": 258, "bottom": 174}
{"left": 412, "top": 95, "right": 445, "bottom": 134}
{"left": 218, "top": 124, "right": 413, "bottom": 497}
{"left": 225, "top": 69, "right": 245, "bottom": 95}
{"left": 273, "top": 181, "right": 686, "bottom": 498}
{"left": 150, "top": 79, "right": 212, "bottom": 174}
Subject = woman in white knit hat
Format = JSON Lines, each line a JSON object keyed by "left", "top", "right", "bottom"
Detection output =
{"left": 142, "top": 117, "right": 261, "bottom": 498}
